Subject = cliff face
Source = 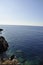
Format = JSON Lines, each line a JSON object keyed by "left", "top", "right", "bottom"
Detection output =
{"left": 0, "top": 36, "right": 9, "bottom": 53}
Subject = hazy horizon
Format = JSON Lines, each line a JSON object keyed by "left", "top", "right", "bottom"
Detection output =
{"left": 0, "top": 24, "right": 43, "bottom": 27}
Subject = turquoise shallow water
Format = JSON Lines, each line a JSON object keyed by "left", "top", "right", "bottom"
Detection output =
{"left": 0, "top": 25, "right": 43, "bottom": 65}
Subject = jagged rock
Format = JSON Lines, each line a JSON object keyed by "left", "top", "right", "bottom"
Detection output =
{"left": 0, "top": 36, "right": 9, "bottom": 53}
{"left": 1, "top": 59, "right": 20, "bottom": 65}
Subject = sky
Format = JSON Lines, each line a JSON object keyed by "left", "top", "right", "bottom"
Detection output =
{"left": 0, "top": 0, "right": 43, "bottom": 26}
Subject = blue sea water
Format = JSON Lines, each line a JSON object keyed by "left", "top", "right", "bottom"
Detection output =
{"left": 0, "top": 25, "right": 43, "bottom": 65}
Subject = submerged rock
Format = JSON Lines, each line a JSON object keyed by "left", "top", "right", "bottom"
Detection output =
{"left": 16, "top": 50, "right": 23, "bottom": 53}
{"left": 0, "top": 36, "right": 9, "bottom": 53}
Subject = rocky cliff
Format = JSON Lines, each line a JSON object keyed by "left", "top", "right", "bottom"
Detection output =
{"left": 0, "top": 36, "right": 8, "bottom": 53}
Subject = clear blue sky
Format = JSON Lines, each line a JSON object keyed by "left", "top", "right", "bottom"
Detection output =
{"left": 0, "top": 0, "right": 43, "bottom": 26}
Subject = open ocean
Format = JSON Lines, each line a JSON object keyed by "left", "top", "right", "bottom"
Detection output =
{"left": 0, "top": 25, "right": 43, "bottom": 65}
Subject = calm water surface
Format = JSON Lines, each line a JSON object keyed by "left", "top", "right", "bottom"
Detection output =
{"left": 0, "top": 25, "right": 43, "bottom": 65}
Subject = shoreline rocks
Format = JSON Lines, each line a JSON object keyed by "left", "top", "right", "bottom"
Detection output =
{"left": 0, "top": 36, "right": 9, "bottom": 53}
{"left": 0, "top": 58, "right": 21, "bottom": 65}
{"left": 0, "top": 36, "right": 21, "bottom": 65}
{"left": 0, "top": 29, "right": 3, "bottom": 32}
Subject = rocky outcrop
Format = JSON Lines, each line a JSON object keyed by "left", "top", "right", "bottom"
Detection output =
{"left": 0, "top": 36, "right": 21, "bottom": 65}
{"left": 2, "top": 59, "right": 20, "bottom": 65}
{"left": 0, "top": 29, "right": 3, "bottom": 31}
{"left": 0, "top": 36, "right": 9, "bottom": 53}
{"left": 0, "top": 56, "right": 21, "bottom": 65}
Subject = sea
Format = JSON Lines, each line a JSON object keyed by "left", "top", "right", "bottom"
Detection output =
{"left": 0, "top": 25, "right": 43, "bottom": 65}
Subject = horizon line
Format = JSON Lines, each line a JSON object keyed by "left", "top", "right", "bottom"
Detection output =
{"left": 0, "top": 24, "right": 43, "bottom": 27}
